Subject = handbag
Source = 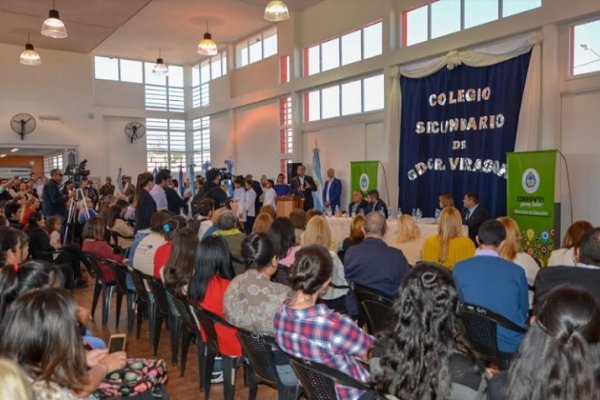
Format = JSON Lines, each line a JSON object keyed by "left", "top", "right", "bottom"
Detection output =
{"left": 94, "top": 358, "right": 168, "bottom": 398}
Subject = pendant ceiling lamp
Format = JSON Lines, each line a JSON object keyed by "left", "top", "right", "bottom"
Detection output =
{"left": 20, "top": 33, "right": 42, "bottom": 66}
{"left": 197, "top": 22, "right": 218, "bottom": 56}
{"left": 152, "top": 48, "right": 168, "bottom": 76}
{"left": 264, "top": 0, "right": 290, "bottom": 22}
{"left": 41, "top": 0, "right": 67, "bottom": 38}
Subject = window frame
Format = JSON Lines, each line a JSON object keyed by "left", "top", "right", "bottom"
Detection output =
{"left": 569, "top": 17, "right": 600, "bottom": 78}
{"left": 235, "top": 26, "right": 279, "bottom": 69}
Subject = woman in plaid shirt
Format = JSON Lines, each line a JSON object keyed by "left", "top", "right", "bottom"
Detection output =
{"left": 274, "top": 245, "right": 374, "bottom": 400}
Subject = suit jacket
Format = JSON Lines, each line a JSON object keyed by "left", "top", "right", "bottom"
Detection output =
{"left": 290, "top": 175, "right": 317, "bottom": 211}
{"left": 42, "top": 180, "right": 68, "bottom": 218}
{"left": 461, "top": 205, "right": 488, "bottom": 241}
{"left": 165, "top": 186, "right": 188, "bottom": 215}
{"left": 366, "top": 199, "right": 388, "bottom": 219}
{"left": 322, "top": 178, "right": 342, "bottom": 211}
{"left": 534, "top": 265, "right": 600, "bottom": 310}
{"left": 453, "top": 255, "right": 529, "bottom": 353}
{"left": 344, "top": 237, "right": 410, "bottom": 299}
{"left": 348, "top": 200, "right": 368, "bottom": 216}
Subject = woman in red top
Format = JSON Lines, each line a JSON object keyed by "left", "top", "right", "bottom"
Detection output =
{"left": 153, "top": 216, "right": 186, "bottom": 280}
{"left": 189, "top": 235, "right": 240, "bottom": 357}
{"left": 20, "top": 197, "right": 40, "bottom": 226}
{"left": 81, "top": 217, "right": 125, "bottom": 282}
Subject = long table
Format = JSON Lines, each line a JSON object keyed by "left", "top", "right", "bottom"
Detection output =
{"left": 325, "top": 216, "right": 468, "bottom": 246}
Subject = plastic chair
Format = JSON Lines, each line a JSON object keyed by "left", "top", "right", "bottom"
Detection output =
{"left": 104, "top": 259, "right": 135, "bottom": 333}
{"left": 83, "top": 253, "right": 118, "bottom": 326}
{"left": 236, "top": 329, "right": 302, "bottom": 400}
{"left": 188, "top": 302, "right": 244, "bottom": 400}
{"left": 129, "top": 269, "right": 154, "bottom": 342}
{"left": 352, "top": 283, "right": 395, "bottom": 334}
{"left": 143, "top": 274, "right": 171, "bottom": 356}
{"left": 458, "top": 302, "right": 527, "bottom": 370}
{"left": 288, "top": 355, "right": 373, "bottom": 400}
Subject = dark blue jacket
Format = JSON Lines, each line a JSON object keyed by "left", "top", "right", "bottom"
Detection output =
{"left": 366, "top": 199, "right": 388, "bottom": 219}
{"left": 42, "top": 180, "right": 68, "bottom": 218}
{"left": 348, "top": 200, "right": 368, "bottom": 216}
{"left": 322, "top": 178, "right": 342, "bottom": 211}
{"left": 453, "top": 254, "right": 528, "bottom": 353}
{"left": 344, "top": 237, "right": 410, "bottom": 299}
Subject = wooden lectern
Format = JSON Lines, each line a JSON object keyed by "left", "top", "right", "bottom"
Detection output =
{"left": 276, "top": 195, "right": 304, "bottom": 217}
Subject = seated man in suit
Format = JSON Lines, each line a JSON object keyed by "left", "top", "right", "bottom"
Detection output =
{"left": 453, "top": 220, "right": 529, "bottom": 354}
{"left": 344, "top": 212, "right": 410, "bottom": 315}
{"left": 322, "top": 168, "right": 342, "bottom": 213}
{"left": 461, "top": 191, "right": 488, "bottom": 244}
{"left": 348, "top": 190, "right": 368, "bottom": 216}
{"left": 290, "top": 164, "right": 317, "bottom": 211}
{"left": 365, "top": 189, "right": 388, "bottom": 219}
{"left": 535, "top": 227, "right": 600, "bottom": 308}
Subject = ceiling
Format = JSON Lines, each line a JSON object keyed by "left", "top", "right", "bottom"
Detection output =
{"left": 0, "top": 0, "right": 324, "bottom": 65}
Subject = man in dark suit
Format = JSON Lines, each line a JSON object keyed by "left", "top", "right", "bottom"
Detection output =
{"left": 322, "top": 168, "right": 342, "bottom": 212}
{"left": 347, "top": 189, "right": 368, "bottom": 216}
{"left": 42, "top": 168, "right": 70, "bottom": 219}
{"left": 290, "top": 164, "right": 317, "bottom": 211}
{"left": 535, "top": 227, "right": 600, "bottom": 308}
{"left": 345, "top": 212, "right": 410, "bottom": 316}
{"left": 365, "top": 189, "right": 388, "bottom": 219}
{"left": 461, "top": 191, "right": 488, "bottom": 243}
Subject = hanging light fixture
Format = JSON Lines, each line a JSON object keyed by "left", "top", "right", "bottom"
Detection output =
{"left": 20, "top": 33, "right": 42, "bottom": 66}
{"left": 264, "top": 0, "right": 290, "bottom": 22}
{"left": 41, "top": 0, "right": 67, "bottom": 38}
{"left": 197, "top": 22, "right": 218, "bottom": 56}
{"left": 152, "top": 48, "right": 168, "bottom": 77}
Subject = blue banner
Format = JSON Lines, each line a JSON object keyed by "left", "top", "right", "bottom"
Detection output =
{"left": 399, "top": 51, "right": 531, "bottom": 218}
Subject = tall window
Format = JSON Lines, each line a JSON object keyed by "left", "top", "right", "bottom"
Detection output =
{"left": 236, "top": 26, "right": 278, "bottom": 68}
{"left": 402, "top": 0, "right": 541, "bottom": 47}
{"left": 279, "top": 97, "right": 293, "bottom": 175}
{"left": 304, "top": 20, "right": 382, "bottom": 76}
{"left": 193, "top": 117, "right": 211, "bottom": 167}
{"left": 303, "top": 74, "right": 384, "bottom": 122}
{"left": 571, "top": 19, "right": 600, "bottom": 76}
{"left": 146, "top": 118, "right": 186, "bottom": 171}
{"left": 144, "top": 64, "right": 185, "bottom": 112}
{"left": 192, "top": 53, "right": 227, "bottom": 109}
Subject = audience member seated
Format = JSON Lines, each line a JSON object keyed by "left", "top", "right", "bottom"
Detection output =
{"left": 489, "top": 287, "right": 600, "bottom": 400}
{"left": 453, "top": 220, "right": 529, "bottom": 354}
{"left": 339, "top": 214, "right": 365, "bottom": 262}
{"left": 162, "top": 227, "right": 198, "bottom": 293}
{"left": 202, "top": 207, "right": 227, "bottom": 238}
{"left": 274, "top": 245, "right": 374, "bottom": 400}
{"left": 345, "top": 213, "right": 410, "bottom": 316}
{"left": 0, "top": 227, "right": 22, "bottom": 270}
{"left": 535, "top": 227, "right": 600, "bottom": 308}
{"left": 189, "top": 236, "right": 240, "bottom": 357}
{"left": 260, "top": 204, "right": 277, "bottom": 220}
{"left": 461, "top": 191, "right": 488, "bottom": 244}
{"left": 19, "top": 197, "right": 40, "bottom": 226}
{"left": 438, "top": 193, "right": 454, "bottom": 209}
{"left": 422, "top": 206, "right": 475, "bottom": 270}
{"left": 371, "top": 263, "right": 488, "bottom": 400}
{"left": 81, "top": 217, "right": 124, "bottom": 282}
{"left": 289, "top": 208, "right": 307, "bottom": 244}
{"left": 153, "top": 216, "right": 186, "bottom": 279}
{"left": 390, "top": 214, "right": 424, "bottom": 266}
{"left": 252, "top": 212, "right": 273, "bottom": 234}
{"left": 347, "top": 190, "right": 368, "bottom": 217}
{"left": 0, "top": 288, "right": 128, "bottom": 399}
{"left": 365, "top": 189, "right": 388, "bottom": 219}
{"left": 26, "top": 213, "right": 90, "bottom": 288}
{"left": 212, "top": 210, "right": 246, "bottom": 276}
{"left": 548, "top": 220, "right": 593, "bottom": 266}
{"left": 268, "top": 217, "right": 301, "bottom": 284}
{"left": 302, "top": 215, "right": 349, "bottom": 314}
{"left": 0, "top": 358, "right": 32, "bottom": 400}
{"left": 305, "top": 209, "right": 323, "bottom": 222}
{"left": 14, "top": 229, "right": 29, "bottom": 264}
{"left": 5, "top": 202, "right": 22, "bottom": 229}
{"left": 132, "top": 212, "right": 170, "bottom": 276}
{"left": 224, "top": 233, "right": 289, "bottom": 334}
{"left": 106, "top": 205, "right": 134, "bottom": 249}
{"left": 497, "top": 217, "right": 540, "bottom": 309}
{"left": 193, "top": 198, "right": 215, "bottom": 238}
{"left": 77, "top": 197, "right": 97, "bottom": 225}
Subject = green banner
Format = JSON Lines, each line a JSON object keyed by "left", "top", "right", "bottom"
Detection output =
{"left": 351, "top": 161, "right": 378, "bottom": 194}
{"left": 507, "top": 150, "right": 556, "bottom": 265}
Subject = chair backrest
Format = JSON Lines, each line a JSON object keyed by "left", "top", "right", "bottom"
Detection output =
{"left": 352, "top": 283, "right": 395, "bottom": 334}
{"left": 129, "top": 268, "right": 151, "bottom": 304}
{"left": 145, "top": 275, "right": 171, "bottom": 317}
{"left": 288, "top": 356, "right": 371, "bottom": 400}
{"left": 104, "top": 259, "right": 129, "bottom": 293}
{"left": 189, "top": 302, "right": 221, "bottom": 353}
{"left": 83, "top": 253, "right": 108, "bottom": 284}
{"left": 236, "top": 329, "right": 279, "bottom": 388}
{"left": 166, "top": 291, "right": 198, "bottom": 334}
{"left": 458, "top": 302, "right": 527, "bottom": 362}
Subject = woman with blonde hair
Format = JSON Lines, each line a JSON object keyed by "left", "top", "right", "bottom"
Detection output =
{"left": 390, "top": 214, "right": 424, "bottom": 265}
{"left": 302, "top": 215, "right": 349, "bottom": 313}
{"left": 340, "top": 214, "right": 365, "bottom": 261}
{"left": 497, "top": 216, "right": 539, "bottom": 308}
{"left": 548, "top": 220, "right": 593, "bottom": 266}
{"left": 422, "top": 207, "right": 475, "bottom": 270}
{"left": 438, "top": 194, "right": 454, "bottom": 209}
{"left": 252, "top": 212, "right": 273, "bottom": 234}
{"left": 0, "top": 358, "right": 32, "bottom": 400}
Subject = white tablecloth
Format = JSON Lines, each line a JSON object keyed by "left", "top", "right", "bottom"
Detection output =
{"left": 325, "top": 216, "right": 468, "bottom": 246}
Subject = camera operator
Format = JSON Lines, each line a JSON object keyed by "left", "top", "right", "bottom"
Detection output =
{"left": 42, "top": 168, "right": 72, "bottom": 219}
{"left": 201, "top": 168, "right": 228, "bottom": 208}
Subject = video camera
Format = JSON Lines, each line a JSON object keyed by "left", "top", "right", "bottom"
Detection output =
{"left": 64, "top": 159, "right": 90, "bottom": 188}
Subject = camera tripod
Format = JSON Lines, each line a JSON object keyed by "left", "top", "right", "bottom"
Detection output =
{"left": 63, "top": 187, "right": 90, "bottom": 245}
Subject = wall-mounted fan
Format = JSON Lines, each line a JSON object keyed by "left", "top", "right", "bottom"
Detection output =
{"left": 124, "top": 121, "right": 146, "bottom": 143}
{"left": 10, "top": 113, "right": 36, "bottom": 140}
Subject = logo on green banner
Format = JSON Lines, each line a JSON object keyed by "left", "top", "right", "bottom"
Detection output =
{"left": 351, "top": 161, "right": 378, "bottom": 194}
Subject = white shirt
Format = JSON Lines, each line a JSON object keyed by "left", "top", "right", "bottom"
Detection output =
{"left": 513, "top": 252, "right": 540, "bottom": 308}
{"left": 321, "top": 250, "right": 348, "bottom": 300}
{"left": 197, "top": 218, "right": 213, "bottom": 239}
{"left": 245, "top": 188, "right": 257, "bottom": 217}
{"left": 133, "top": 232, "right": 166, "bottom": 276}
{"left": 263, "top": 187, "right": 277, "bottom": 208}
{"left": 548, "top": 248, "right": 576, "bottom": 266}
{"left": 149, "top": 185, "right": 168, "bottom": 210}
